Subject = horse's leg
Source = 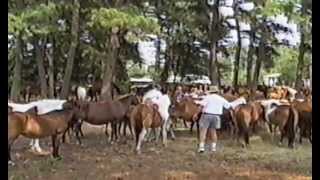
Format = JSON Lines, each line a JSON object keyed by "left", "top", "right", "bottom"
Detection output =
{"left": 183, "top": 120, "right": 188, "bottom": 129}
{"left": 136, "top": 128, "right": 147, "bottom": 154}
{"left": 74, "top": 121, "right": 82, "bottom": 145}
{"left": 190, "top": 121, "right": 194, "bottom": 134}
{"left": 196, "top": 121, "right": 200, "bottom": 141}
{"left": 167, "top": 119, "right": 176, "bottom": 140}
{"left": 105, "top": 123, "right": 110, "bottom": 142}
{"left": 155, "top": 127, "right": 161, "bottom": 143}
{"left": 51, "top": 135, "right": 58, "bottom": 158}
{"left": 128, "top": 119, "right": 134, "bottom": 139}
{"left": 55, "top": 134, "right": 63, "bottom": 159}
{"left": 79, "top": 121, "right": 84, "bottom": 137}
{"left": 123, "top": 119, "right": 127, "bottom": 137}
{"left": 33, "top": 139, "right": 44, "bottom": 153}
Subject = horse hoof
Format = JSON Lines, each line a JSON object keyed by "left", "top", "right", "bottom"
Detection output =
{"left": 8, "top": 161, "right": 15, "bottom": 166}
{"left": 136, "top": 150, "right": 141, "bottom": 155}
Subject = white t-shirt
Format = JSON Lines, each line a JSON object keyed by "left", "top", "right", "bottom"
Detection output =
{"left": 195, "top": 94, "right": 231, "bottom": 115}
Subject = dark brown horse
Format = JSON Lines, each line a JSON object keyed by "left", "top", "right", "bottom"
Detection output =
{"left": 8, "top": 102, "right": 76, "bottom": 165}
{"left": 73, "top": 94, "right": 139, "bottom": 144}
{"left": 291, "top": 99, "right": 312, "bottom": 144}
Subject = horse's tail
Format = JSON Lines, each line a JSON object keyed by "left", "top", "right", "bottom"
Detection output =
{"left": 287, "top": 106, "right": 298, "bottom": 148}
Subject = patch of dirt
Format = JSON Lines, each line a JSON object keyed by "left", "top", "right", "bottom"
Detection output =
{"left": 8, "top": 123, "right": 312, "bottom": 180}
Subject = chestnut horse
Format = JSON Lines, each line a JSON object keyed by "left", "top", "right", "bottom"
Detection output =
{"left": 8, "top": 102, "right": 76, "bottom": 165}
{"left": 234, "top": 102, "right": 265, "bottom": 147}
{"left": 73, "top": 94, "right": 139, "bottom": 144}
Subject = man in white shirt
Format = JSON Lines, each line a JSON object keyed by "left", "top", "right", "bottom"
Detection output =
{"left": 195, "top": 86, "right": 231, "bottom": 153}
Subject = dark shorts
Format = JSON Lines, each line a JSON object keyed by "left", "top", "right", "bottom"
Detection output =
{"left": 199, "top": 113, "right": 221, "bottom": 129}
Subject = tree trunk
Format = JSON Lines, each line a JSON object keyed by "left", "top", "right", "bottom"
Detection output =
{"left": 60, "top": 0, "right": 80, "bottom": 99}
{"left": 246, "top": 44, "right": 254, "bottom": 87}
{"left": 101, "top": 30, "right": 120, "bottom": 101}
{"left": 160, "top": 45, "right": 172, "bottom": 83}
{"left": 34, "top": 38, "right": 48, "bottom": 98}
{"left": 47, "top": 38, "right": 55, "bottom": 98}
{"left": 233, "top": 17, "right": 242, "bottom": 88}
{"left": 10, "top": 0, "right": 24, "bottom": 101}
{"left": 295, "top": 28, "right": 305, "bottom": 89}
{"left": 209, "top": 42, "right": 219, "bottom": 86}
{"left": 253, "top": 44, "right": 264, "bottom": 90}
{"left": 10, "top": 37, "right": 23, "bottom": 101}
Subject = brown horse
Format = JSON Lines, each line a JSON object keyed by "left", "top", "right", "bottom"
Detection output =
{"left": 130, "top": 103, "right": 164, "bottom": 154}
{"left": 8, "top": 102, "right": 76, "bottom": 165}
{"left": 291, "top": 99, "right": 312, "bottom": 144}
{"left": 170, "top": 97, "right": 202, "bottom": 138}
{"left": 264, "top": 104, "right": 299, "bottom": 148}
{"left": 234, "top": 102, "right": 265, "bottom": 147}
{"left": 74, "top": 94, "right": 139, "bottom": 144}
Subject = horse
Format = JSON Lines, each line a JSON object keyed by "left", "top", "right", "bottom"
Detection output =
{"left": 87, "top": 80, "right": 121, "bottom": 101}
{"left": 263, "top": 102, "right": 299, "bottom": 148}
{"left": 233, "top": 102, "right": 265, "bottom": 147}
{"left": 8, "top": 102, "right": 76, "bottom": 165}
{"left": 291, "top": 99, "right": 312, "bottom": 144}
{"left": 70, "top": 85, "right": 87, "bottom": 101}
{"left": 73, "top": 94, "right": 139, "bottom": 144}
{"left": 131, "top": 88, "right": 171, "bottom": 154}
{"left": 170, "top": 97, "right": 202, "bottom": 138}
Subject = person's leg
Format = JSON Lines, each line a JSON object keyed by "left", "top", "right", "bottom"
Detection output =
{"left": 198, "top": 114, "right": 209, "bottom": 153}
{"left": 210, "top": 115, "right": 220, "bottom": 152}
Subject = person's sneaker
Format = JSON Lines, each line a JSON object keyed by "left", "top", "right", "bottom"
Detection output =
{"left": 211, "top": 146, "right": 217, "bottom": 152}
{"left": 198, "top": 147, "right": 205, "bottom": 153}
{"left": 211, "top": 143, "right": 217, "bottom": 152}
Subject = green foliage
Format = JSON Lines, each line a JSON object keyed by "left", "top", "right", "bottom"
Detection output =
{"left": 269, "top": 47, "right": 298, "bottom": 83}
{"left": 87, "top": 8, "right": 160, "bottom": 35}
{"left": 8, "top": 3, "right": 62, "bottom": 39}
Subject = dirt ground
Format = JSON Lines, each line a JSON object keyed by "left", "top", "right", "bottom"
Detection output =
{"left": 8, "top": 123, "right": 312, "bottom": 180}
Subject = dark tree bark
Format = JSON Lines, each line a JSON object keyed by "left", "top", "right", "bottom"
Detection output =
{"left": 34, "top": 38, "right": 48, "bottom": 98}
{"left": 60, "top": 0, "right": 80, "bottom": 99}
{"left": 10, "top": 0, "right": 24, "bottom": 101}
{"left": 246, "top": 45, "right": 254, "bottom": 87}
{"left": 101, "top": 29, "right": 120, "bottom": 101}
{"left": 209, "top": 42, "right": 219, "bottom": 85}
{"left": 10, "top": 37, "right": 23, "bottom": 101}
{"left": 47, "top": 37, "right": 55, "bottom": 98}
{"left": 233, "top": 17, "right": 242, "bottom": 88}
{"left": 295, "top": 25, "right": 306, "bottom": 89}
{"left": 253, "top": 43, "right": 264, "bottom": 90}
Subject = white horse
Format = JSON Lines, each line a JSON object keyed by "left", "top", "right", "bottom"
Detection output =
{"left": 138, "top": 88, "right": 171, "bottom": 152}
{"left": 76, "top": 86, "right": 87, "bottom": 101}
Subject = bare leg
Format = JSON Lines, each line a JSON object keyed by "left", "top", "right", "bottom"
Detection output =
{"left": 162, "top": 121, "right": 168, "bottom": 147}
{"left": 198, "top": 127, "right": 208, "bottom": 152}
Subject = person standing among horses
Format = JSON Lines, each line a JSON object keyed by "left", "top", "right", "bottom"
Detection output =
{"left": 195, "top": 86, "right": 232, "bottom": 153}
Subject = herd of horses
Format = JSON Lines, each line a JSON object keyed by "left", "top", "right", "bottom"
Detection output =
{"left": 8, "top": 84, "right": 312, "bottom": 166}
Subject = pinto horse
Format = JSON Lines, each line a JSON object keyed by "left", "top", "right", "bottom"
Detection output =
{"left": 73, "top": 94, "right": 139, "bottom": 144}
{"left": 263, "top": 103, "right": 299, "bottom": 148}
{"left": 8, "top": 102, "right": 76, "bottom": 165}
{"left": 131, "top": 89, "right": 171, "bottom": 154}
